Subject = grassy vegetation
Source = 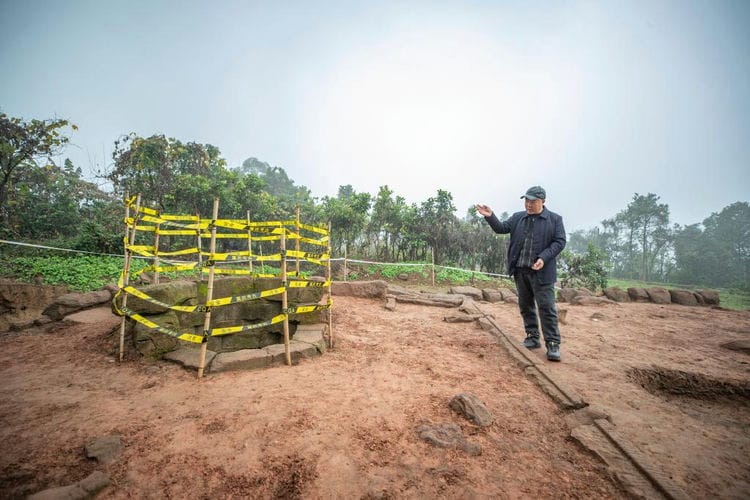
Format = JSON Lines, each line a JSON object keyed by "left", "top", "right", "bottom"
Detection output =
{"left": 0, "top": 255, "right": 313, "bottom": 292}
{"left": 354, "top": 262, "right": 514, "bottom": 288}
{"left": 0, "top": 255, "right": 145, "bottom": 291}
{"left": 0, "top": 255, "right": 203, "bottom": 291}
{"left": 608, "top": 278, "right": 750, "bottom": 311}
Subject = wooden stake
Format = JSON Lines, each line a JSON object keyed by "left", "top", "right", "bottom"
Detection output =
{"left": 153, "top": 215, "right": 160, "bottom": 285}
{"left": 119, "top": 193, "right": 141, "bottom": 362}
{"left": 198, "top": 198, "right": 219, "bottom": 378}
{"left": 281, "top": 228, "right": 292, "bottom": 365}
{"left": 343, "top": 246, "right": 348, "bottom": 282}
{"left": 247, "top": 210, "right": 253, "bottom": 275}
{"left": 295, "top": 205, "right": 301, "bottom": 278}
{"left": 431, "top": 247, "right": 435, "bottom": 287}
{"left": 196, "top": 212, "right": 203, "bottom": 279}
{"left": 327, "top": 221, "right": 333, "bottom": 349}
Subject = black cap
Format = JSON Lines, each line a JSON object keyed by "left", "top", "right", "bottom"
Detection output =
{"left": 521, "top": 186, "right": 546, "bottom": 200}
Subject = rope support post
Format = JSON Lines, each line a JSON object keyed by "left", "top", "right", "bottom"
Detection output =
{"left": 198, "top": 198, "right": 219, "bottom": 378}
{"left": 119, "top": 193, "right": 141, "bottom": 362}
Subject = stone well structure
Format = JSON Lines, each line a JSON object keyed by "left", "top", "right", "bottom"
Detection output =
{"left": 116, "top": 276, "right": 328, "bottom": 362}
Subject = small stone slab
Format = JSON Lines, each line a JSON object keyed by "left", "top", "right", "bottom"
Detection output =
{"left": 85, "top": 435, "right": 122, "bottom": 463}
{"left": 43, "top": 290, "right": 112, "bottom": 320}
{"left": 265, "top": 341, "right": 319, "bottom": 364}
{"left": 669, "top": 289, "right": 699, "bottom": 306}
{"left": 557, "top": 288, "right": 578, "bottom": 303}
{"left": 449, "top": 393, "right": 494, "bottom": 427}
{"left": 163, "top": 347, "right": 216, "bottom": 370}
{"left": 332, "top": 280, "right": 388, "bottom": 298}
{"left": 627, "top": 287, "right": 650, "bottom": 302}
{"left": 28, "top": 470, "right": 110, "bottom": 500}
{"left": 603, "top": 287, "right": 630, "bottom": 302}
{"left": 417, "top": 422, "right": 481, "bottom": 456}
{"left": 646, "top": 287, "right": 671, "bottom": 304}
{"left": 696, "top": 289, "right": 720, "bottom": 305}
{"left": 293, "top": 326, "right": 327, "bottom": 353}
{"left": 571, "top": 296, "right": 616, "bottom": 306}
{"left": 211, "top": 349, "right": 271, "bottom": 372}
{"left": 481, "top": 289, "right": 504, "bottom": 303}
{"left": 444, "top": 314, "right": 481, "bottom": 323}
{"left": 449, "top": 286, "right": 483, "bottom": 301}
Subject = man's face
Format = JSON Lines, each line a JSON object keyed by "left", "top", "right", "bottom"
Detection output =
{"left": 524, "top": 197, "right": 544, "bottom": 215}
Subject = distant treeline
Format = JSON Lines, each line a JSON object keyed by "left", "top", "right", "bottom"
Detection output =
{"left": 1, "top": 113, "right": 748, "bottom": 290}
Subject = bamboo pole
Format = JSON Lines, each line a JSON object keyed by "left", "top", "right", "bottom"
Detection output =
{"left": 431, "top": 247, "right": 435, "bottom": 287}
{"left": 327, "top": 221, "right": 333, "bottom": 349}
{"left": 281, "top": 228, "right": 292, "bottom": 365}
{"left": 247, "top": 210, "right": 253, "bottom": 275}
{"left": 198, "top": 198, "right": 220, "bottom": 378}
{"left": 119, "top": 193, "right": 141, "bottom": 362}
{"left": 295, "top": 205, "right": 301, "bottom": 278}
{"left": 153, "top": 216, "right": 160, "bottom": 285}
{"left": 196, "top": 212, "right": 203, "bottom": 279}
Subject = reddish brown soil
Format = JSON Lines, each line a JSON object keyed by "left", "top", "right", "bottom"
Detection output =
{"left": 1, "top": 290, "right": 749, "bottom": 499}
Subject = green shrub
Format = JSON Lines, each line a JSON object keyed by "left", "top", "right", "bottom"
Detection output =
{"left": 559, "top": 244, "right": 609, "bottom": 292}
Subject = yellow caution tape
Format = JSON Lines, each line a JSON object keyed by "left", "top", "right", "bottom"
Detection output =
{"left": 289, "top": 303, "right": 331, "bottom": 314}
{"left": 253, "top": 254, "right": 282, "bottom": 262}
{"left": 127, "top": 245, "right": 156, "bottom": 256}
{"left": 153, "top": 263, "right": 199, "bottom": 273}
{"left": 298, "top": 236, "right": 328, "bottom": 246}
{"left": 138, "top": 205, "right": 159, "bottom": 216}
{"left": 156, "top": 229, "right": 201, "bottom": 236}
{"left": 160, "top": 214, "right": 199, "bottom": 222}
{"left": 210, "top": 313, "right": 287, "bottom": 336}
{"left": 120, "top": 306, "right": 204, "bottom": 343}
{"left": 288, "top": 279, "right": 331, "bottom": 288}
{"left": 213, "top": 219, "right": 249, "bottom": 230}
{"left": 206, "top": 286, "right": 285, "bottom": 307}
{"left": 298, "top": 222, "right": 328, "bottom": 235}
{"left": 286, "top": 250, "right": 329, "bottom": 261}
{"left": 205, "top": 251, "right": 252, "bottom": 261}
{"left": 122, "top": 286, "right": 204, "bottom": 312}
{"left": 245, "top": 234, "right": 282, "bottom": 242}
{"left": 205, "top": 268, "right": 254, "bottom": 275}
{"left": 155, "top": 247, "right": 199, "bottom": 257}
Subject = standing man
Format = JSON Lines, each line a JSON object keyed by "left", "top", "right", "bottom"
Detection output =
{"left": 476, "top": 186, "right": 566, "bottom": 361}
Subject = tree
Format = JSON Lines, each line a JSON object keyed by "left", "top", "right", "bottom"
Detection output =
{"left": 321, "top": 185, "right": 371, "bottom": 257}
{"left": 602, "top": 193, "right": 671, "bottom": 281}
{"left": 418, "top": 189, "right": 457, "bottom": 265}
{"left": 0, "top": 113, "right": 76, "bottom": 228}
{"left": 239, "top": 157, "right": 314, "bottom": 217}
{"left": 673, "top": 202, "right": 750, "bottom": 289}
{"left": 108, "top": 134, "right": 174, "bottom": 209}
{"left": 702, "top": 202, "right": 750, "bottom": 288}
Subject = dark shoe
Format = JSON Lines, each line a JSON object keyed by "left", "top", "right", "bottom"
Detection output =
{"left": 546, "top": 342, "right": 561, "bottom": 362}
{"left": 523, "top": 334, "right": 541, "bottom": 349}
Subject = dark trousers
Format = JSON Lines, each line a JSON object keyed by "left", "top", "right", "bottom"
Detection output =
{"left": 514, "top": 268, "right": 561, "bottom": 345}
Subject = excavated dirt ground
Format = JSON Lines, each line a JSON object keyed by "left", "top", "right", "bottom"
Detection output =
{"left": 0, "top": 285, "right": 749, "bottom": 499}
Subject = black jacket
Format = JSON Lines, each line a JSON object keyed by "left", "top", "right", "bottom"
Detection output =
{"left": 484, "top": 207, "right": 566, "bottom": 284}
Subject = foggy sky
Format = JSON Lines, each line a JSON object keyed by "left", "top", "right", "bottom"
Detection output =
{"left": 1, "top": 0, "right": 748, "bottom": 231}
